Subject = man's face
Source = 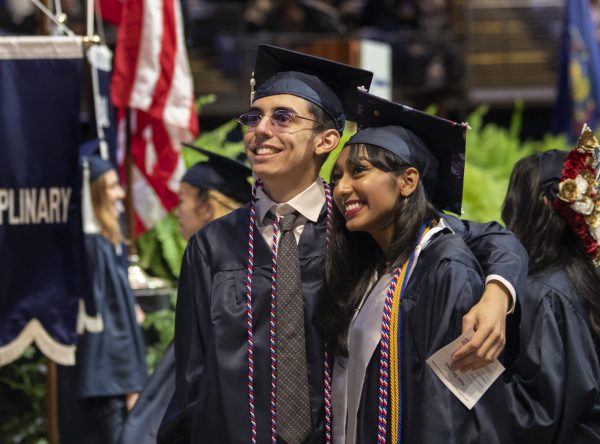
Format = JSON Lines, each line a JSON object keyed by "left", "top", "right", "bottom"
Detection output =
{"left": 243, "top": 94, "right": 323, "bottom": 199}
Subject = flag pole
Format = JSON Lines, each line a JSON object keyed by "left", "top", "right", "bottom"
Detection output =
{"left": 86, "top": 0, "right": 94, "bottom": 38}
{"left": 124, "top": 108, "right": 138, "bottom": 254}
{"left": 46, "top": 359, "right": 60, "bottom": 444}
{"left": 40, "top": 2, "right": 60, "bottom": 440}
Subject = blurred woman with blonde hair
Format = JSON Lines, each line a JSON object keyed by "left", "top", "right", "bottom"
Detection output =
{"left": 59, "top": 148, "right": 147, "bottom": 444}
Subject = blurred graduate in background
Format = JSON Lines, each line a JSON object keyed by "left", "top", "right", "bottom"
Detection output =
{"left": 175, "top": 146, "right": 252, "bottom": 242}
{"left": 502, "top": 127, "right": 600, "bottom": 442}
{"left": 59, "top": 142, "right": 148, "bottom": 444}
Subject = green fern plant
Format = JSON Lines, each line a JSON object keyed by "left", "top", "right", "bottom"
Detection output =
{"left": 142, "top": 295, "right": 176, "bottom": 372}
{"left": 462, "top": 102, "right": 568, "bottom": 222}
{"left": 0, "top": 347, "right": 48, "bottom": 443}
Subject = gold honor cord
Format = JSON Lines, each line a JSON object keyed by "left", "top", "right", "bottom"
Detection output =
{"left": 388, "top": 224, "right": 431, "bottom": 442}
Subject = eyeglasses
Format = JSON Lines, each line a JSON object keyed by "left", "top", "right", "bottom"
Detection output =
{"left": 237, "top": 109, "right": 321, "bottom": 133}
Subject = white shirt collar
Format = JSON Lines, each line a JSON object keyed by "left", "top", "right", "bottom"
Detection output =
{"left": 255, "top": 178, "right": 325, "bottom": 224}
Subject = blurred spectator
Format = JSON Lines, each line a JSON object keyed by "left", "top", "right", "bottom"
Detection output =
{"left": 244, "top": 0, "right": 347, "bottom": 33}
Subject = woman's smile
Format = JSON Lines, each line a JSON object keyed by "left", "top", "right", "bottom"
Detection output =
{"left": 343, "top": 199, "right": 364, "bottom": 219}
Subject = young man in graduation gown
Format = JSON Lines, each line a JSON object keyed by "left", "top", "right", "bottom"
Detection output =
{"left": 117, "top": 147, "right": 252, "bottom": 444}
{"left": 158, "top": 45, "right": 527, "bottom": 444}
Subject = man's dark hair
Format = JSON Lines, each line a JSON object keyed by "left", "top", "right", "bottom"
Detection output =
{"left": 308, "top": 102, "right": 337, "bottom": 133}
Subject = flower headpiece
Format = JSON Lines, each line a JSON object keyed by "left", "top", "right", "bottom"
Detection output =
{"left": 554, "top": 123, "right": 600, "bottom": 264}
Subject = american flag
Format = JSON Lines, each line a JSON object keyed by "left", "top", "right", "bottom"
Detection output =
{"left": 111, "top": 0, "right": 198, "bottom": 234}
{"left": 96, "top": 0, "right": 123, "bottom": 25}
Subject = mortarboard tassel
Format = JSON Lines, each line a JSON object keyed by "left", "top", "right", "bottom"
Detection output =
{"left": 77, "top": 159, "right": 105, "bottom": 334}
{"left": 250, "top": 71, "right": 256, "bottom": 105}
{"left": 99, "top": 138, "right": 109, "bottom": 160}
{"left": 81, "top": 159, "right": 101, "bottom": 234}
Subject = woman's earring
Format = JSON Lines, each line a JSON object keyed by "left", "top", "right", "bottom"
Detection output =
{"left": 402, "top": 195, "right": 409, "bottom": 208}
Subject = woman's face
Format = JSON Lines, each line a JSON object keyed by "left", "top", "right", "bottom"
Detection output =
{"left": 332, "top": 147, "right": 403, "bottom": 249}
{"left": 177, "top": 183, "right": 213, "bottom": 241}
{"left": 103, "top": 170, "right": 125, "bottom": 218}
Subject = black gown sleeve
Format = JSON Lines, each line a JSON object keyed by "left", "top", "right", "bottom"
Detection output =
{"left": 76, "top": 235, "right": 147, "bottom": 399}
{"left": 505, "top": 284, "right": 600, "bottom": 443}
{"left": 402, "top": 256, "right": 510, "bottom": 443}
{"left": 441, "top": 214, "right": 528, "bottom": 300}
{"left": 158, "top": 235, "right": 211, "bottom": 444}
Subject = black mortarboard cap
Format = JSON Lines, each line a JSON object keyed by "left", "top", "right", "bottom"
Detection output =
{"left": 182, "top": 144, "right": 252, "bottom": 204}
{"left": 79, "top": 139, "right": 114, "bottom": 181}
{"left": 538, "top": 149, "right": 568, "bottom": 200}
{"left": 346, "top": 91, "right": 468, "bottom": 214}
{"left": 252, "top": 44, "right": 373, "bottom": 133}
{"left": 79, "top": 139, "right": 114, "bottom": 234}
{"left": 538, "top": 149, "right": 568, "bottom": 183}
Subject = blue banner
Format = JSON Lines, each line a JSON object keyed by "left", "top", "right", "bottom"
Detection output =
{"left": 553, "top": 0, "right": 600, "bottom": 140}
{"left": 0, "top": 36, "right": 83, "bottom": 365}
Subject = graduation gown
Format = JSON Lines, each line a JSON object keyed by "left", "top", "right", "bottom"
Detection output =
{"left": 442, "top": 215, "right": 527, "bottom": 365}
{"left": 76, "top": 234, "right": 147, "bottom": 398}
{"left": 58, "top": 234, "right": 147, "bottom": 444}
{"left": 158, "top": 206, "right": 330, "bottom": 444}
{"left": 441, "top": 214, "right": 528, "bottom": 299}
{"left": 335, "top": 231, "right": 512, "bottom": 443}
{"left": 118, "top": 344, "right": 175, "bottom": 444}
{"left": 158, "top": 205, "right": 525, "bottom": 444}
{"left": 504, "top": 269, "right": 600, "bottom": 443}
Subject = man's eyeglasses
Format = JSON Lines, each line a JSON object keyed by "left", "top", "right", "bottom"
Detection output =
{"left": 237, "top": 109, "right": 321, "bottom": 133}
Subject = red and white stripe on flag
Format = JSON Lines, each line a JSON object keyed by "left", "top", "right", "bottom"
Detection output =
{"left": 111, "top": 0, "right": 198, "bottom": 234}
{"left": 97, "top": 0, "right": 123, "bottom": 25}
{"left": 117, "top": 110, "right": 187, "bottom": 234}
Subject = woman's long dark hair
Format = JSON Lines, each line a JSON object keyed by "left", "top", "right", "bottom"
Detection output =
{"left": 320, "top": 144, "right": 438, "bottom": 356}
{"left": 502, "top": 153, "right": 600, "bottom": 344}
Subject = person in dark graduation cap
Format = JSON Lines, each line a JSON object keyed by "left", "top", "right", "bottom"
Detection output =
{"left": 501, "top": 128, "right": 600, "bottom": 442}
{"left": 176, "top": 145, "right": 253, "bottom": 241}
{"left": 59, "top": 145, "right": 147, "bottom": 444}
{"left": 158, "top": 46, "right": 524, "bottom": 444}
{"left": 118, "top": 145, "right": 252, "bottom": 444}
{"left": 324, "top": 91, "right": 513, "bottom": 443}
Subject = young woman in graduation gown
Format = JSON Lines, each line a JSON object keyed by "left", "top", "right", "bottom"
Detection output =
{"left": 501, "top": 128, "right": 600, "bottom": 443}
{"left": 322, "top": 92, "right": 511, "bottom": 443}
{"left": 59, "top": 155, "right": 147, "bottom": 444}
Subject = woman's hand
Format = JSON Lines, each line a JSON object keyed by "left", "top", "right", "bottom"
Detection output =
{"left": 451, "top": 282, "right": 510, "bottom": 371}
